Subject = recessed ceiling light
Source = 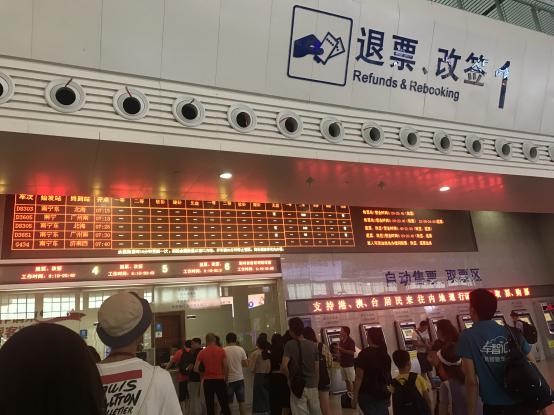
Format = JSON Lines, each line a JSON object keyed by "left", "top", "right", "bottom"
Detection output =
{"left": 439, "top": 186, "right": 451, "bottom": 192}
{"left": 219, "top": 172, "right": 233, "bottom": 180}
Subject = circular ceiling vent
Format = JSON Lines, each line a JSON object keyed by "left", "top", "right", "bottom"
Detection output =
{"left": 227, "top": 104, "right": 257, "bottom": 133}
{"left": 0, "top": 72, "right": 15, "bottom": 105}
{"left": 113, "top": 87, "right": 149, "bottom": 120}
{"left": 172, "top": 96, "right": 205, "bottom": 127}
{"left": 433, "top": 130, "right": 453, "bottom": 154}
{"left": 495, "top": 139, "right": 512, "bottom": 160}
{"left": 44, "top": 78, "right": 86, "bottom": 113}
{"left": 399, "top": 126, "right": 420, "bottom": 151}
{"left": 276, "top": 111, "right": 303, "bottom": 138}
{"left": 320, "top": 117, "right": 344, "bottom": 144}
{"left": 465, "top": 134, "right": 484, "bottom": 157}
{"left": 523, "top": 142, "right": 539, "bottom": 163}
{"left": 361, "top": 121, "right": 385, "bottom": 147}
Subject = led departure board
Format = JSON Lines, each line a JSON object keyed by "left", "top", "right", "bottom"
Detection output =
{"left": 0, "top": 257, "right": 281, "bottom": 285}
{"left": 3, "top": 194, "right": 476, "bottom": 259}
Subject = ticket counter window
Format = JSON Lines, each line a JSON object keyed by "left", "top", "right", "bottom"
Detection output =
{"left": 0, "top": 294, "right": 35, "bottom": 319}
{"left": 42, "top": 294, "right": 75, "bottom": 318}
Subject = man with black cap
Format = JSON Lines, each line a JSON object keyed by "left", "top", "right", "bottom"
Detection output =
{"left": 96, "top": 292, "right": 181, "bottom": 415}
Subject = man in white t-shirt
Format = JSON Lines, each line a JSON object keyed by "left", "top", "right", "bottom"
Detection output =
{"left": 224, "top": 332, "right": 248, "bottom": 415}
{"left": 96, "top": 292, "right": 181, "bottom": 415}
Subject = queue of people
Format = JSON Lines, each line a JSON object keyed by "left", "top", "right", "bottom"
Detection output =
{"left": 0, "top": 288, "right": 551, "bottom": 415}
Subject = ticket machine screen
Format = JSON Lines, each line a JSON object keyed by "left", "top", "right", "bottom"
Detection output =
{"left": 402, "top": 327, "right": 414, "bottom": 340}
{"left": 520, "top": 316, "right": 532, "bottom": 325}
{"left": 464, "top": 321, "right": 474, "bottom": 329}
{"left": 493, "top": 318, "right": 505, "bottom": 326}
{"left": 396, "top": 322, "right": 417, "bottom": 351}
{"left": 544, "top": 312, "right": 552, "bottom": 322}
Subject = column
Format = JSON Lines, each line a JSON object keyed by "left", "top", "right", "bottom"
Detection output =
{"left": 236, "top": 202, "right": 254, "bottom": 247}
{"left": 111, "top": 198, "right": 131, "bottom": 249}
{"left": 220, "top": 201, "right": 238, "bottom": 248}
{"left": 131, "top": 198, "right": 152, "bottom": 249}
{"left": 204, "top": 201, "right": 223, "bottom": 248}
{"left": 169, "top": 199, "right": 187, "bottom": 249}
{"left": 267, "top": 203, "right": 285, "bottom": 247}
{"left": 12, "top": 194, "right": 36, "bottom": 251}
{"left": 283, "top": 203, "right": 300, "bottom": 246}
{"left": 151, "top": 199, "right": 169, "bottom": 249}
{"left": 66, "top": 195, "right": 94, "bottom": 249}
{"left": 34, "top": 195, "right": 65, "bottom": 250}
{"left": 252, "top": 202, "right": 269, "bottom": 247}
{"left": 186, "top": 200, "right": 206, "bottom": 248}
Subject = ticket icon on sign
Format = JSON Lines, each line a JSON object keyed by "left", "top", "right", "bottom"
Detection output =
{"left": 293, "top": 32, "right": 346, "bottom": 65}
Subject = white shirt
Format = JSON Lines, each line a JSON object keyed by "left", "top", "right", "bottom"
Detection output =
{"left": 415, "top": 329, "right": 430, "bottom": 353}
{"left": 97, "top": 358, "right": 181, "bottom": 415}
{"left": 224, "top": 344, "right": 247, "bottom": 382}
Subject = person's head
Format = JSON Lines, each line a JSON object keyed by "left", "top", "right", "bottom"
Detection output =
{"left": 206, "top": 332, "right": 217, "bottom": 346}
{"left": 366, "top": 327, "right": 387, "bottom": 351}
{"left": 226, "top": 332, "right": 238, "bottom": 344}
{"left": 256, "top": 336, "right": 269, "bottom": 351}
{"left": 436, "top": 319, "right": 459, "bottom": 343}
{"left": 469, "top": 289, "right": 497, "bottom": 322}
{"left": 392, "top": 349, "right": 411, "bottom": 373}
{"left": 340, "top": 326, "right": 350, "bottom": 341}
{"left": 184, "top": 339, "right": 192, "bottom": 349}
{"left": 0, "top": 323, "right": 106, "bottom": 415}
{"left": 438, "top": 342, "right": 464, "bottom": 383}
{"left": 215, "top": 335, "right": 221, "bottom": 347}
{"left": 510, "top": 310, "right": 518, "bottom": 323}
{"left": 271, "top": 333, "right": 284, "bottom": 350}
{"left": 96, "top": 291, "right": 152, "bottom": 351}
{"left": 303, "top": 326, "right": 317, "bottom": 343}
{"left": 288, "top": 317, "right": 304, "bottom": 338}
{"left": 191, "top": 337, "right": 202, "bottom": 350}
{"left": 418, "top": 320, "right": 429, "bottom": 331}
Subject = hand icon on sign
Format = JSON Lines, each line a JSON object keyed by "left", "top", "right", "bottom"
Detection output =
{"left": 293, "top": 34, "right": 324, "bottom": 58}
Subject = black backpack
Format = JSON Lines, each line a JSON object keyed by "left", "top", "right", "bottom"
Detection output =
{"left": 520, "top": 321, "right": 538, "bottom": 345}
{"left": 178, "top": 349, "right": 194, "bottom": 375}
{"left": 391, "top": 372, "right": 430, "bottom": 415}
{"left": 317, "top": 343, "right": 330, "bottom": 388}
{"left": 504, "top": 327, "right": 553, "bottom": 410}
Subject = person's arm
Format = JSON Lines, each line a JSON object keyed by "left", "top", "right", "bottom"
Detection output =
{"left": 461, "top": 358, "right": 478, "bottom": 415}
{"left": 193, "top": 352, "right": 202, "bottom": 374}
{"left": 352, "top": 367, "right": 364, "bottom": 409}
{"left": 248, "top": 350, "right": 257, "bottom": 373}
{"left": 223, "top": 354, "right": 229, "bottom": 382}
{"left": 340, "top": 340, "right": 356, "bottom": 356}
{"left": 422, "top": 389, "right": 433, "bottom": 414}
{"left": 281, "top": 355, "right": 291, "bottom": 379}
{"left": 241, "top": 348, "right": 248, "bottom": 368}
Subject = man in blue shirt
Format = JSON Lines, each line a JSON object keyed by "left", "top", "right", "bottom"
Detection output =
{"left": 457, "top": 289, "right": 535, "bottom": 415}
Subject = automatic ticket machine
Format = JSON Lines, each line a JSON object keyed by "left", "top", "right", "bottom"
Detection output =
{"left": 321, "top": 327, "right": 347, "bottom": 394}
{"left": 457, "top": 314, "right": 473, "bottom": 331}
{"left": 359, "top": 323, "right": 386, "bottom": 348}
{"left": 540, "top": 303, "right": 554, "bottom": 335}
{"left": 394, "top": 321, "right": 422, "bottom": 373}
{"left": 457, "top": 312, "right": 506, "bottom": 331}
{"left": 429, "top": 318, "right": 443, "bottom": 341}
{"left": 395, "top": 321, "right": 418, "bottom": 352}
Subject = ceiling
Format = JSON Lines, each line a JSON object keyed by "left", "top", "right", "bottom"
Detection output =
{"left": 432, "top": 0, "right": 554, "bottom": 35}
{"left": 1, "top": 132, "right": 554, "bottom": 213}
